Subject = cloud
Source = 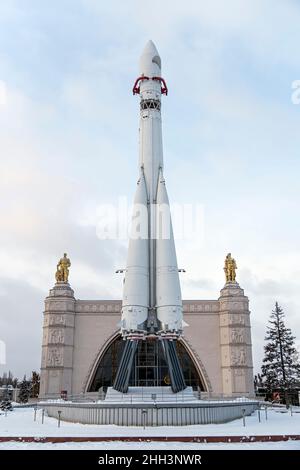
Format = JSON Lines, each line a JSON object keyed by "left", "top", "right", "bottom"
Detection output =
{"left": 0, "top": 82, "right": 127, "bottom": 304}
{"left": 0, "top": 0, "right": 300, "bottom": 379}
{"left": 238, "top": 267, "right": 300, "bottom": 373}
{"left": 0, "top": 80, "right": 7, "bottom": 105}
{"left": 0, "top": 278, "right": 43, "bottom": 378}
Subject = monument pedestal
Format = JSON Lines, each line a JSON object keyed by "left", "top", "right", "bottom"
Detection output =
{"left": 219, "top": 281, "right": 254, "bottom": 397}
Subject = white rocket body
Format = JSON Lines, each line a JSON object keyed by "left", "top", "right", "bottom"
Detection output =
{"left": 156, "top": 170, "right": 183, "bottom": 332}
{"left": 121, "top": 173, "right": 149, "bottom": 332}
{"left": 120, "top": 41, "right": 183, "bottom": 337}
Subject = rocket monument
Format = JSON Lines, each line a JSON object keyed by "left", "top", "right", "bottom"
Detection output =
{"left": 113, "top": 41, "right": 186, "bottom": 393}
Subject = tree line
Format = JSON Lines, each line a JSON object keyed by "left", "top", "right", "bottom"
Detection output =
{"left": 0, "top": 371, "right": 40, "bottom": 403}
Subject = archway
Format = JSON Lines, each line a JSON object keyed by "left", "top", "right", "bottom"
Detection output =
{"left": 87, "top": 334, "right": 207, "bottom": 392}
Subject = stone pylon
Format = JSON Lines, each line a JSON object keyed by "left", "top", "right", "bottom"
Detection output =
{"left": 219, "top": 281, "right": 254, "bottom": 397}
{"left": 39, "top": 282, "right": 75, "bottom": 399}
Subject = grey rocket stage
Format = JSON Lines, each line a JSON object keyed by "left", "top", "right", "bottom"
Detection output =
{"left": 113, "top": 41, "right": 187, "bottom": 394}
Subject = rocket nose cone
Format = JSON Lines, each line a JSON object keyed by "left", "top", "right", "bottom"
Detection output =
{"left": 142, "top": 40, "right": 160, "bottom": 57}
{"left": 139, "top": 40, "right": 161, "bottom": 77}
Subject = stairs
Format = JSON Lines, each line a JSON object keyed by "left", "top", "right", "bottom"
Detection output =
{"left": 104, "top": 386, "right": 198, "bottom": 403}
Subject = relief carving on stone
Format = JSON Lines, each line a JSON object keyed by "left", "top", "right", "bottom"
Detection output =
{"left": 49, "top": 370, "right": 59, "bottom": 378}
{"left": 77, "top": 303, "right": 123, "bottom": 313}
{"left": 230, "top": 328, "right": 245, "bottom": 343}
{"left": 231, "top": 348, "right": 246, "bottom": 366}
{"left": 220, "top": 300, "right": 228, "bottom": 311}
{"left": 47, "top": 348, "right": 63, "bottom": 367}
{"left": 49, "top": 329, "right": 65, "bottom": 344}
{"left": 229, "top": 314, "right": 245, "bottom": 326}
{"left": 234, "top": 369, "right": 245, "bottom": 376}
{"left": 49, "top": 315, "right": 66, "bottom": 326}
{"left": 48, "top": 301, "right": 65, "bottom": 311}
{"left": 233, "top": 301, "right": 245, "bottom": 311}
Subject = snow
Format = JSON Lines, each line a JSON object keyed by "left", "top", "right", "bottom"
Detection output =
{"left": 101, "top": 386, "right": 255, "bottom": 404}
{"left": 0, "top": 407, "right": 299, "bottom": 449}
{"left": 1, "top": 406, "right": 299, "bottom": 438}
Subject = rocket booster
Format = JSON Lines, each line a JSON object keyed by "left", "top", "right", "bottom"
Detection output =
{"left": 120, "top": 41, "right": 183, "bottom": 338}
{"left": 121, "top": 172, "right": 149, "bottom": 332}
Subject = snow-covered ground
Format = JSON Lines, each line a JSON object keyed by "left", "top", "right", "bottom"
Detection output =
{"left": 0, "top": 407, "right": 299, "bottom": 450}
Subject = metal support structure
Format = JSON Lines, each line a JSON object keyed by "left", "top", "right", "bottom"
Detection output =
{"left": 161, "top": 340, "right": 186, "bottom": 393}
{"left": 113, "top": 340, "right": 138, "bottom": 393}
{"left": 132, "top": 76, "right": 168, "bottom": 95}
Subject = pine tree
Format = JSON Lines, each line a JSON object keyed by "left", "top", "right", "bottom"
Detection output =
{"left": 0, "top": 387, "right": 13, "bottom": 412}
{"left": 261, "top": 302, "right": 300, "bottom": 404}
{"left": 0, "top": 372, "right": 18, "bottom": 388}
{"left": 18, "top": 377, "right": 32, "bottom": 404}
{"left": 254, "top": 373, "right": 263, "bottom": 391}
{"left": 31, "top": 371, "right": 40, "bottom": 398}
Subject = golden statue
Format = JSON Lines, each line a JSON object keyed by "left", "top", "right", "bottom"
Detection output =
{"left": 55, "top": 253, "right": 71, "bottom": 283}
{"left": 224, "top": 253, "right": 237, "bottom": 282}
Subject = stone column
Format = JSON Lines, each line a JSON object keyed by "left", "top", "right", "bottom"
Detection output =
{"left": 219, "top": 281, "right": 254, "bottom": 397}
{"left": 39, "top": 283, "right": 75, "bottom": 399}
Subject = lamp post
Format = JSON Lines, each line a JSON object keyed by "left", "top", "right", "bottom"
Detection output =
{"left": 57, "top": 410, "right": 62, "bottom": 428}
{"left": 142, "top": 409, "right": 147, "bottom": 430}
{"left": 242, "top": 408, "right": 246, "bottom": 427}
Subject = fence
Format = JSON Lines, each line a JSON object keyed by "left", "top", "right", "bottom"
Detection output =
{"left": 41, "top": 400, "right": 258, "bottom": 426}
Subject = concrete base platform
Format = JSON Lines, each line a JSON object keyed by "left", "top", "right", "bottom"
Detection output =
{"left": 41, "top": 388, "right": 258, "bottom": 426}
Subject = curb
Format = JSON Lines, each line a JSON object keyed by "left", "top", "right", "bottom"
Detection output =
{"left": 0, "top": 435, "right": 299, "bottom": 443}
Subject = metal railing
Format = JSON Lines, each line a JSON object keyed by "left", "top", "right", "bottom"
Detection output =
{"left": 40, "top": 399, "right": 258, "bottom": 426}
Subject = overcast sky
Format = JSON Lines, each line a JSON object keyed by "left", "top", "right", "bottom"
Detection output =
{"left": 0, "top": 0, "right": 300, "bottom": 379}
